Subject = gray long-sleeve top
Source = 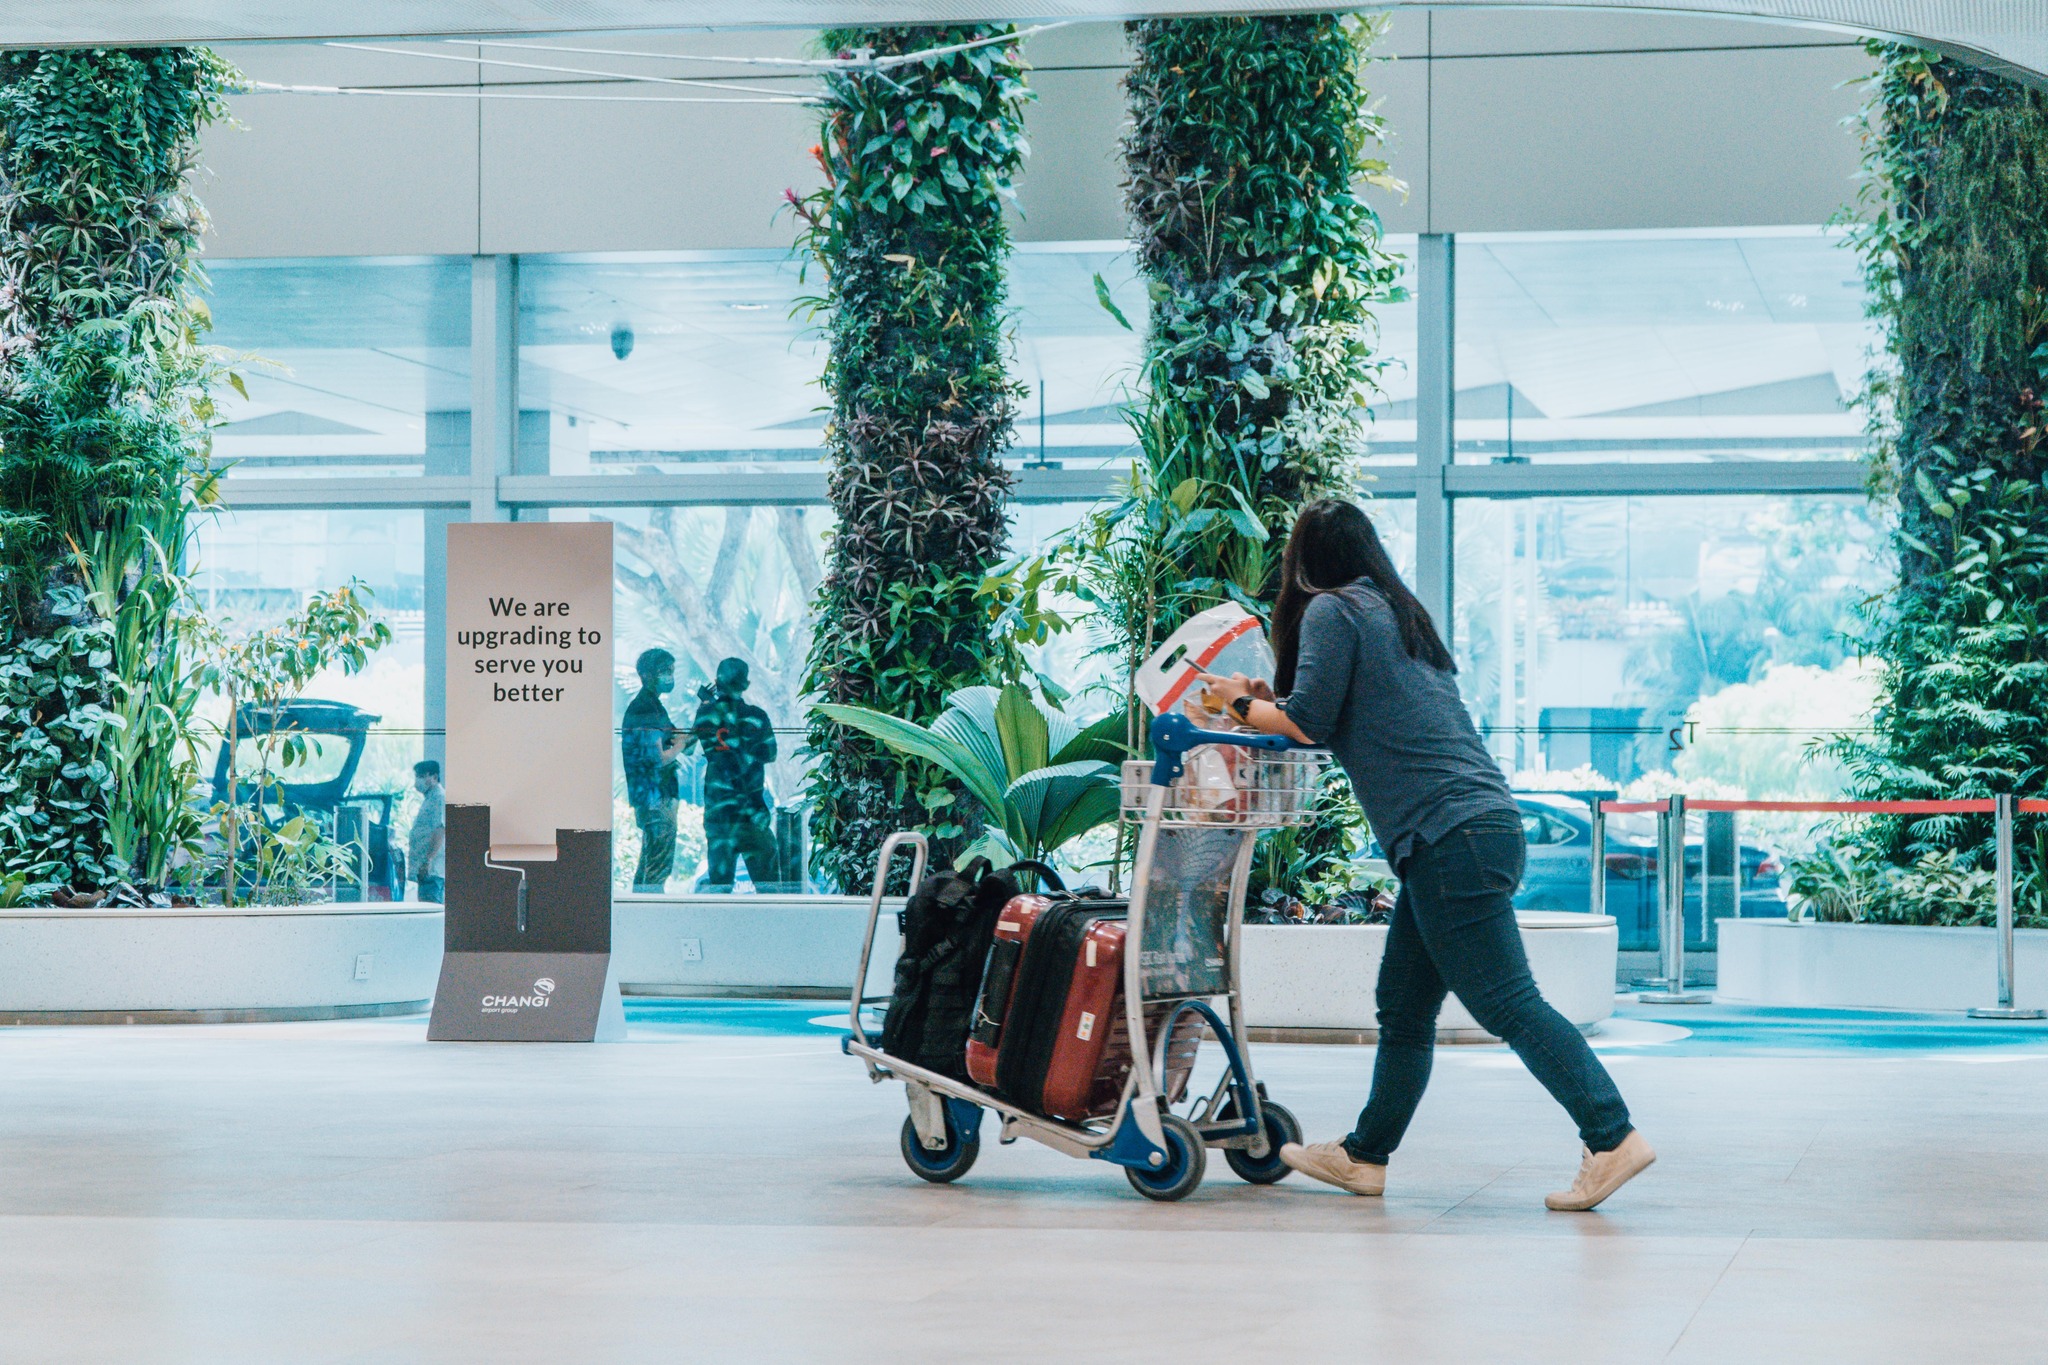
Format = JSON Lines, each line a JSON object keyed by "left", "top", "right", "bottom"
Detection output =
{"left": 1280, "top": 583, "right": 1518, "bottom": 873}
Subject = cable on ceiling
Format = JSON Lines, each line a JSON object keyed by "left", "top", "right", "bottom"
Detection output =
{"left": 462, "top": 21, "right": 1075, "bottom": 73}
{"left": 323, "top": 41, "right": 808, "bottom": 98}
{"left": 244, "top": 80, "right": 818, "bottom": 105}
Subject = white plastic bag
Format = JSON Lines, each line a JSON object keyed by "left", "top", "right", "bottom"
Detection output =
{"left": 1135, "top": 604, "right": 1275, "bottom": 821}
{"left": 1133, "top": 602, "right": 1277, "bottom": 718}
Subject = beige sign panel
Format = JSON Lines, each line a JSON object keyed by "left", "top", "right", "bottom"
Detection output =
{"left": 445, "top": 522, "right": 614, "bottom": 857}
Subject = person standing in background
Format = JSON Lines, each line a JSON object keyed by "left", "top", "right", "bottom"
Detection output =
{"left": 409, "top": 760, "right": 446, "bottom": 903}
{"left": 691, "top": 657, "right": 781, "bottom": 892}
{"left": 622, "top": 648, "right": 688, "bottom": 894}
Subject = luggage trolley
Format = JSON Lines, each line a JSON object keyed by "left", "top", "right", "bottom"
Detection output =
{"left": 843, "top": 713, "right": 1326, "bottom": 1201}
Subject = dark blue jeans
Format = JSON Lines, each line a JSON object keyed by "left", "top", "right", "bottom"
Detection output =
{"left": 1345, "top": 812, "right": 1633, "bottom": 1165}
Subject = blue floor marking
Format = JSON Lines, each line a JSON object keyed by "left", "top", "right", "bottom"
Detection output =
{"left": 624, "top": 998, "right": 842, "bottom": 1037}
{"left": 620, "top": 996, "right": 2048, "bottom": 1055}
{"left": 1615, "top": 1003, "right": 2048, "bottom": 1055}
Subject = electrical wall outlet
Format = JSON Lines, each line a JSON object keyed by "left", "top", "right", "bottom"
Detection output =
{"left": 679, "top": 937, "right": 703, "bottom": 963}
{"left": 354, "top": 952, "right": 374, "bottom": 982}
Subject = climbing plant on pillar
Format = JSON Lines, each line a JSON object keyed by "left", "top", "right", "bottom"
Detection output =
{"left": 0, "top": 49, "right": 235, "bottom": 898}
{"left": 1111, "top": 15, "right": 1404, "bottom": 908}
{"left": 1117, "top": 13, "right": 1403, "bottom": 617}
{"left": 1812, "top": 47, "right": 2048, "bottom": 925}
{"left": 791, "top": 28, "right": 1031, "bottom": 892}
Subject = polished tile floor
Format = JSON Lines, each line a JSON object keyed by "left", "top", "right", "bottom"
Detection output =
{"left": 3, "top": 1003, "right": 2046, "bottom": 1363}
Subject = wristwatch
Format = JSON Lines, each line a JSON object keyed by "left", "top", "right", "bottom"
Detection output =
{"left": 1231, "top": 693, "right": 1255, "bottom": 722}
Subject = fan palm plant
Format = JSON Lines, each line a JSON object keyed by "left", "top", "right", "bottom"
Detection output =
{"left": 816, "top": 684, "right": 1127, "bottom": 868}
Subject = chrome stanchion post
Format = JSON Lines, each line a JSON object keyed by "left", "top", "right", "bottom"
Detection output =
{"left": 1589, "top": 801, "right": 1606, "bottom": 921}
{"left": 1970, "top": 794, "right": 2044, "bottom": 1020}
{"left": 1640, "top": 793, "right": 1710, "bottom": 1005}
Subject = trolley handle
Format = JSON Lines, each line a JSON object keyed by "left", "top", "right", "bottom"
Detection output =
{"left": 849, "top": 831, "right": 928, "bottom": 1052}
{"left": 1147, "top": 710, "right": 1309, "bottom": 786}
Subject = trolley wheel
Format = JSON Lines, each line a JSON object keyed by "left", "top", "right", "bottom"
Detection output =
{"left": 899, "top": 1113, "right": 978, "bottom": 1184}
{"left": 1125, "top": 1113, "right": 1206, "bottom": 1202}
{"left": 1223, "top": 1099, "right": 1302, "bottom": 1185}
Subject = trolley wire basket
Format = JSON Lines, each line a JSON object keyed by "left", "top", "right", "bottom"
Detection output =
{"left": 1120, "top": 745, "right": 1326, "bottom": 828}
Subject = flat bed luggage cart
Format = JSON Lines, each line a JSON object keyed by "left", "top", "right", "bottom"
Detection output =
{"left": 843, "top": 713, "right": 1326, "bottom": 1201}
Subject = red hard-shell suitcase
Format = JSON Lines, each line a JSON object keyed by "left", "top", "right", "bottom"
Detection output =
{"left": 964, "top": 895, "right": 1053, "bottom": 1088}
{"left": 968, "top": 894, "right": 1199, "bottom": 1121}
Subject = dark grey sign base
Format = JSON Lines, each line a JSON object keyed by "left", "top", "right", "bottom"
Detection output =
{"left": 429, "top": 808, "right": 624, "bottom": 1042}
{"left": 428, "top": 951, "right": 626, "bottom": 1042}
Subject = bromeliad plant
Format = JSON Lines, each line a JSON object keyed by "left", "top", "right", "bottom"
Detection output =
{"left": 817, "top": 684, "right": 1127, "bottom": 869}
{"left": 1799, "top": 46, "right": 2048, "bottom": 926}
{"left": 791, "top": 27, "right": 1034, "bottom": 892}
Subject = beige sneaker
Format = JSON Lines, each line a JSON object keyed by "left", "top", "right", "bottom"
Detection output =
{"left": 1280, "top": 1140, "right": 1386, "bottom": 1196}
{"left": 1545, "top": 1131, "right": 1656, "bottom": 1211}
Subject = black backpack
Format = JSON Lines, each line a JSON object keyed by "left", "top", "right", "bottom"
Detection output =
{"left": 879, "top": 858, "right": 1048, "bottom": 1080}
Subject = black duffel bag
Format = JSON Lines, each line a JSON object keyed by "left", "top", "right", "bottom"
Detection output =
{"left": 878, "top": 857, "right": 1038, "bottom": 1080}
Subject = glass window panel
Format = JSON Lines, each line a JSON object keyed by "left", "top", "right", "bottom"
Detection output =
{"left": 528, "top": 506, "right": 828, "bottom": 893}
{"left": 1362, "top": 236, "right": 1419, "bottom": 466}
{"left": 1011, "top": 239, "right": 1416, "bottom": 470}
{"left": 1012, "top": 246, "right": 1143, "bottom": 471}
{"left": 517, "top": 252, "right": 826, "bottom": 477}
{"left": 1453, "top": 494, "right": 1886, "bottom": 783}
{"left": 188, "top": 508, "right": 427, "bottom": 895}
{"left": 517, "top": 242, "right": 1418, "bottom": 480}
{"left": 1453, "top": 229, "right": 1875, "bottom": 463}
{"left": 1453, "top": 494, "right": 1891, "bottom": 943}
{"left": 207, "top": 258, "right": 471, "bottom": 479}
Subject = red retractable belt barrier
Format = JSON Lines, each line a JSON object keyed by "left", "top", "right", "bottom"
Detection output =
{"left": 1590, "top": 790, "right": 2044, "bottom": 1018}
{"left": 1598, "top": 798, "right": 2006, "bottom": 815}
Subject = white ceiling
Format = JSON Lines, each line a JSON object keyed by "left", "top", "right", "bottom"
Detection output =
{"left": 6, "top": 2, "right": 2046, "bottom": 85}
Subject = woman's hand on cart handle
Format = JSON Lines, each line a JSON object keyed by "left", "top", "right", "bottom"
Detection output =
{"left": 1198, "top": 673, "right": 1314, "bottom": 745}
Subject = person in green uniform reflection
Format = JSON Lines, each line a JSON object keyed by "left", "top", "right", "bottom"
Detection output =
{"left": 622, "top": 648, "right": 687, "bottom": 894}
{"left": 691, "top": 657, "right": 781, "bottom": 893}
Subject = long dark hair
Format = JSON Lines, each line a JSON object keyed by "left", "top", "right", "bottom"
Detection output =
{"left": 1272, "top": 499, "right": 1452, "bottom": 692}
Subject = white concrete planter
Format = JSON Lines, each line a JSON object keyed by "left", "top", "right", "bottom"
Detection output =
{"left": 1239, "top": 912, "right": 1619, "bottom": 1040}
{"left": 613, "top": 895, "right": 901, "bottom": 999}
{"left": 1716, "top": 918, "right": 2048, "bottom": 1011}
{"left": 0, "top": 902, "right": 443, "bottom": 1021}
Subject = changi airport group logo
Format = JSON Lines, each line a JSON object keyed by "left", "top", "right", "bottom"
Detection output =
{"left": 480, "top": 976, "right": 557, "bottom": 1014}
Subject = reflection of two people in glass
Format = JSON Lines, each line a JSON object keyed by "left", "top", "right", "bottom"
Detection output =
{"left": 622, "top": 650, "right": 781, "bottom": 893}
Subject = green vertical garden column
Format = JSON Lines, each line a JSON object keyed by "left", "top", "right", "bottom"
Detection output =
{"left": 1121, "top": 14, "right": 1403, "bottom": 605}
{"left": 1115, "top": 16, "right": 1403, "bottom": 906}
{"left": 1820, "top": 49, "right": 2048, "bottom": 923}
{"left": 795, "top": 29, "right": 1031, "bottom": 892}
{"left": 0, "top": 50, "right": 233, "bottom": 898}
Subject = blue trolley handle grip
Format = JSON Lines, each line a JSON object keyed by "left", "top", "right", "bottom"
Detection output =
{"left": 1148, "top": 710, "right": 1301, "bottom": 786}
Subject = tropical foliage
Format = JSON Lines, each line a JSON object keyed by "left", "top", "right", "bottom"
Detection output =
{"left": 0, "top": 588, "right": 128, "bottom": 903}
{"left": 792, "top": 27, "right": 1033, "bottom": 892}
{"left": 187, "top": 582, "right": 391, "bottom": 906}
{"left": 818, "top": 684, "right": 1126, "bottom": 868}
{"left": 1802, "top": 45, "right": 2048, "bottom": 927}
{"left": 0, "top": 48, "right": 235, "bottom": 894}
{"left": 1115, "top": 13, "right": 1403, "bottom": 621}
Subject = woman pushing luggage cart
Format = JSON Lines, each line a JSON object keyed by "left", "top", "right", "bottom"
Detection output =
{"left": 843, "top": 712, "right": 1325, "bottom": 1201}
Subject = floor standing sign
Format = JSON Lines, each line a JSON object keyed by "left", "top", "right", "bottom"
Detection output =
{"left": 429, "top": 522, "right": 625, "bottom": 1042}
